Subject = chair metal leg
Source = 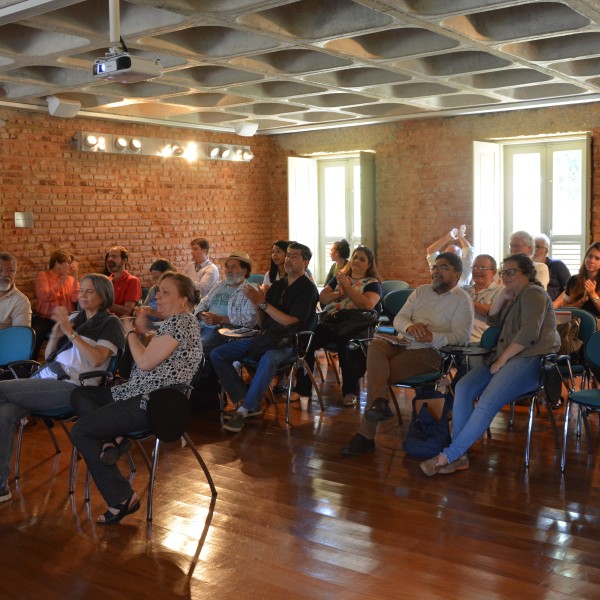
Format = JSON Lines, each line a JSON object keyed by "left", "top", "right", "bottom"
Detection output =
{"left": 509, "top": 402, "right": 516, "bottom": 429}
{"left": 146, "top": 439, "right": 161, "bottom": 522}
{"left": 315, "top": 351, "right": 326, "bottom": 383}
{"left": 68, "top": 445, "right": 78, "bottom": 494}
{"left": 582, "top": 409, "right": 594, "bottom": 456}
{"left": 525, "top": 397, "right": 535, "bottom": 468}
{"left": 326, "top": 351, "right": 341, "bottom": 384}
{"left": 387, "top": 387, "right": 403, "bottom": 426}
{"left": 181, "top": 432, "right": 217, "bottom": 498}
{"left": 285, "top": 364, "right": 296, "bottom": 424}
{"left": 14, "top": 418, "right": 26, "bottom": 479}
{"left": 561, "top": 399, "right": 572, "bottom": 472}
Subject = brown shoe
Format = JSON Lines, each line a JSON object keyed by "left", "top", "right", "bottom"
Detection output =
{"left": 439, "top": 455, "right": 469, "bottom": 474}
{"left": 420, "top": 454, "right": 448, "bottom": 476}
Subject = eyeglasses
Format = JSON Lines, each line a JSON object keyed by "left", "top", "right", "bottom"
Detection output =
{"left": 472, "top": 266, "right": 493, "bottom": 272}
{"left": 430, "top": 264, "right": 452, "bottom": 272}
{"left": 499, "top": 268, "right": 525, "bottom": 277}
{"left": 534, "top": 245, "right": 548, "bottom": 250}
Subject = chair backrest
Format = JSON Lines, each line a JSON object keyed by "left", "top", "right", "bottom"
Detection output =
{"left": 0, "top": 326, "right": 35, "bottom": 365}
{"left": 381, "top": 280, "right": 410, "bottom": 297}
{"left": 247, "top": 273, "right": 265, "bottom": 285}
{"left": 382, "top": 289, "right": 414, "bottom": 322}
{"left": 148, "top": 386, "right": 192, "bottom": 442}
{"left": 554, "top": 308, "right": 597, "bottom": 344}
{"left": 480, "top": 326, "right": 501, "bottom": 350}
{"left": 584, "top": 330, "right": 600, "bottom": 381}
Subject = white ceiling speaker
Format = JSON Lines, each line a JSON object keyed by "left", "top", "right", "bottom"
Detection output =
{"left": 47, "top": 96, "right": 81, "bottom": 118}
{"left": 233, "top": 122, "right": 258, "bottom": 137}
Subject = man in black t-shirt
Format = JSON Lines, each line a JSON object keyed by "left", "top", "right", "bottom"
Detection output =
{"left": 211, "top": 242, "right": 318, "bottom": 433}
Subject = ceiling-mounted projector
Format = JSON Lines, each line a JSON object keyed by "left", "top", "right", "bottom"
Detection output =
{"left": 93, "top": 53, "right": 162, "bottom": 84}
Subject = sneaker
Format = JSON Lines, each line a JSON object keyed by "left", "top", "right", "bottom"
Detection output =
{"left": 341, "top": 433, "right": 375, "bottom": 456}
{"left": 438, "top": 455, "right": 469, "bottom": 475}
{"left": 223, "top": 412, "right": 245, "bottom": 433}
{"left": 343, "top": 393, "right": 357, "bottom": 407}
{"left": 364, "top": 397, "right": 394, "bottom": 422}
{"left": 0, "top": 485, "right": 12, "bottom": 503}
{"left": 223, "top": 407, "right": 263, "bottom": 420}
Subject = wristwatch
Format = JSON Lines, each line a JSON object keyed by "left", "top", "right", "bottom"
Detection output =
{"left": 259, "top": 302, "right": 268, "bottom": 311}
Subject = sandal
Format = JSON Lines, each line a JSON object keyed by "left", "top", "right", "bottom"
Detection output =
{"left": 100, "top": 438, "right": 132, "bottom": 465}
{"left": 98, "top": 494, "right": 140, "bottom": 525}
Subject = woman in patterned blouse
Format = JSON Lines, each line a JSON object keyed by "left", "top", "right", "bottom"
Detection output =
{"left": 70, "top": 272, "right": 202, "bottom": 525}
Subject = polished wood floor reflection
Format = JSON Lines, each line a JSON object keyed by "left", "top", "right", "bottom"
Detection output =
{"left": 2, "top": 360, "right": 600, "bottom": 599}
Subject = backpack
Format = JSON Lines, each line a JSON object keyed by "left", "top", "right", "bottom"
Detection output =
{"left": 403, "top": 385, "right": 452, "bottom": 459}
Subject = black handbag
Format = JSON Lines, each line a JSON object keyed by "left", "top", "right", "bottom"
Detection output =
{"left": 320, "top": 308, "right": 379, "bottom": 338}
{"left": 247, "top": 323, "right": 298, "bottom": 360}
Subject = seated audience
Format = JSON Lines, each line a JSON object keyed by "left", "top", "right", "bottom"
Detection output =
{"left": 463, "top": 254, "right": 504, "bottom": 344}
{"left": 558, "top": 241, "right": 600, "bottom": 315}
{"left": 32, "top": 249, "right": 79, "bottom": 359}
{"left": 426, "top": 225, "right": 474, "bottom": 286}
{"left": 182, "top": 237, "right": 219, "bottom": 298}
{"left": 212, "top": 242, "right": 318, "bottom": 433}
{"left": 420, "top": 254, "right": 560, "bottom": 476}
{"left": 142, "top": 258, "right": 176, "bottom": 319}
{"left": 105, "top": 246, "right": 142, "bottom": 317}
{"left": 533, "top": 234, "right": 570, "bottom": 303}
{"left": 263, "top": 240, "right": 289, "bottom": 286}
{"left": 194, "top": 251, "right": 258, "bottom": 357}
{"left": 325, "top": 239, "right": 350, "bottom": 285}
{"left": 70, "top": 272, "right": 201, "bottom": 525}
{"left": 293, "top": 245, "right": 382, "bottom": 407}
{"left": 0, "top": 274, "right": 124, "bottom": 503}
{"left": 342, "top": 252, "right": 473, "bottom": 456}
{"left": 0, "top": 252, "right": 31, "bottom": 330}
{"left": 509, "top": 231, "right": 549, "bottom": 291}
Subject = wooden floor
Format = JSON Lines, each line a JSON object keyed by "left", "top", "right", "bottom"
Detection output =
{"left": 2, "top": 360, "right": 600, "bottom": 600}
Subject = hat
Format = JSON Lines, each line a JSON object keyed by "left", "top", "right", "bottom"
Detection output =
{"left": 219, "top": 251, "right": 254, "bottom": 268}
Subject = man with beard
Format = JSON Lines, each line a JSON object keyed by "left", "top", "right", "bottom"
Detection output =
{"left": 194, "top": 251, "right": 258, "bottom": 357}
{"left": 0, "top": 253, "right": 31, "bottom": 330}
{"left": 342, "top": 252, "right": 473, "bottom": 456}
{"left": 105, "top": 246, "right": 141, "bottom": 317}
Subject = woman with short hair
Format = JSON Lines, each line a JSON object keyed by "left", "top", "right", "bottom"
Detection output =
{"left": 70, "top": 272, "right": 202, "bottom": 525}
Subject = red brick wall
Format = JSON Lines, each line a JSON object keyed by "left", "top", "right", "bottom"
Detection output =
{"left": 0, "top": 108, "right": 290, "bottom": 302}
{"left": 279, "top": 103, "right": 600, "bottom": 287}
{"left": 3, "top": 102, "right": 600, "bottom": 306}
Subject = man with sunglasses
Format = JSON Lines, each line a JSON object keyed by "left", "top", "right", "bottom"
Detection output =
{"left": 342, "top": 252, "right": 473, "bottom": 456}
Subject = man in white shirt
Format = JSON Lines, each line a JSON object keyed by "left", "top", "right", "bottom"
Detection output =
{"left": 342, "top": 252, "right": 474, "bottom": 456}
{"left": 0, "top": 253, "right": 31, "bottom": 330}
{"left": 182, "top": 237, "right": 219, "bottom": 299}
{"left": 509, "top": 231, "right": 550, "bottom": 291}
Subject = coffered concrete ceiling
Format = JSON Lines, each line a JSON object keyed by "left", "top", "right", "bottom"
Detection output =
{"left": 1, "top": 0, "right": 600, "bottom": 135}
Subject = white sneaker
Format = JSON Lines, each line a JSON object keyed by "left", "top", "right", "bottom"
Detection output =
{"left": 0, "top": 485, "right": 12, "bottom": 503}
{"left": 343, "top": 393, "right": 357, "bottom": 407}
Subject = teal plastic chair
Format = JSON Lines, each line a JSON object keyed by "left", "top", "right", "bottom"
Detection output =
{"left": 0, "top": 326, "right": 35, "bottom": 371}
{"left": 381, "top": 280, "right": 410, "bottom": 297}
{"left": 247, "top": 273, "right": 265, "bottom": 285}
{"left": 561, "top": 331, "right": 600, "bottom": 471}
{"left": 378, "top": 288, "right": 414, "bottom": 335}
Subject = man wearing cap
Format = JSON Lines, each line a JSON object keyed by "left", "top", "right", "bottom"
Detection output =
{"left": 194, "top": 251, "right": 258, "bottom": 357}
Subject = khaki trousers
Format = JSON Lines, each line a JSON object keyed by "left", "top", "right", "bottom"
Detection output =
{"left": 358, "top": 339, "right": 440, "bottom": 439}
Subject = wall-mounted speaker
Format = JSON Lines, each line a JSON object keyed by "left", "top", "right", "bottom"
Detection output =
{"left": 47, "top": 96, "right": 81, "bottom": 118}
{"left": 233, "top": 122, "right": 259, "bottom": 137}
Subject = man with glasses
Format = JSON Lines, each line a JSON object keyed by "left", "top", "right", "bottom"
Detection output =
{"left": 533, "top": 234, "right": 570, "bottom": 303}
{"left": 211, "top": 242, "right": 318, "bottom": 433}
{"left": 0, "top": 253, "right": 31, "bottom": 330}
{"left": 509, "top": 231, "right": 550, "bottom": 291}
{"left": 463, "top": 254, "right": 504, "bottom": 343}
{"left": 342, "top": 252, "right": 473, "bottom": 456}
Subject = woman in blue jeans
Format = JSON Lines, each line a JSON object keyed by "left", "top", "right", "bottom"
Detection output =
{"left": 420, "top": 254, "right": 560, "bottom": 476}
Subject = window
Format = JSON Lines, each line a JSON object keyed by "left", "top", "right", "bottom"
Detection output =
{"left": 288, "top": 153, "right": 375, "bottom": 284}
{"left": 474, "top": 136, "right": 590, "bottom": 273}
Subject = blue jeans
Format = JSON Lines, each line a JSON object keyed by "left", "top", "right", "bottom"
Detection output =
{"left": 71, "top": 386, "right": 149, "bottom": 507}
{"left": 444, "top": 355, "right": 541, "bottom": 463}
{"left": 0, "top": 376, "right": 76, "bottom": 483}
{"left": 210, "top": 338, "right": 295, "bottom": 412}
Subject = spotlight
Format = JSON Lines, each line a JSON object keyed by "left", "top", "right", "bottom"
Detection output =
{"left": 221, "top": 147, "right": 231, "bottom": 159}
{"left": 129, "top": 138, "right": 142, "bottom": 152}
{"left": 242, "top": 149, "right": 254, "bottom": 161}
{"left": 210, "top": 146, "right": 220, "bottom": 159}
{"left": 114, "top": 137, "right": 128, "bottom": 151}
{"left": 83, "top": 134, "right": 98, "bottom": 148}
{"left": 169, "top": 143, "right": 184, "bottom": 157}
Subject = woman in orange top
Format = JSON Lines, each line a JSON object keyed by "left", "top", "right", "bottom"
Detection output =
{"left": 32, "top": 249, "right": 79, "bottom": 358}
